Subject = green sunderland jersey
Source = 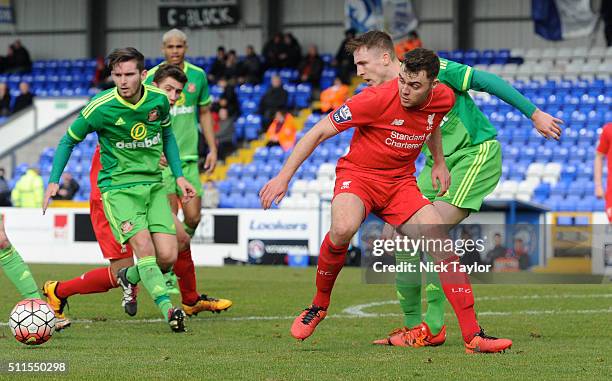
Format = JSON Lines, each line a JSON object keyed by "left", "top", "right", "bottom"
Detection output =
{"left": 69, "top": 85, "right": 172, "bottom": 192}
{"left": 424, "top": 58, "right": 498, "bottom": 158}
{"left": 145, "top": 60, "right": 212, "bottom": 162}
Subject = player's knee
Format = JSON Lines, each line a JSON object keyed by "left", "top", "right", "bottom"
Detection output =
{"left": 330, "top": 223, "right": 357, "bottom": 245}
{"left": 129, "top": 235, "right": 155, "bottom": 257}
{"left": 157, "top": 252, "right": 177, "bottom": 272}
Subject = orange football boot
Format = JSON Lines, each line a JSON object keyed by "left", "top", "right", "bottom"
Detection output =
{"left": 373, "top": 322, "right": 446, "bottom": 347}
{"left": 291, "top": 305, "right": 327, "bottom": 340}
{"left": 464, "top": 328, "right": 512, "bottom": 354}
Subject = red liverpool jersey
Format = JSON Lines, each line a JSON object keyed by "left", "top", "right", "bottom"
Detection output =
{"left": 328, "top": 79, "right": 455, "bottom": 179}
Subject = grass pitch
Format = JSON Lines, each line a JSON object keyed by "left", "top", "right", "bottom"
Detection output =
{"left": 0, "top": 264, "right": 610, "bottom": 380}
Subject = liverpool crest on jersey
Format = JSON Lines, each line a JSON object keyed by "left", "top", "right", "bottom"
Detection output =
{"left": 148, "top": 109, "right": 159, "bottom": 122}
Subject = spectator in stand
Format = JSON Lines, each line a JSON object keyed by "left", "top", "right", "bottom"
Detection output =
{"left": 259, "top": 74, "right": 288, "bottom": 128}
{"left": 11, "top": 167, "right": 43, "bottom": 208}
{"left": 0, "top": 167, "right": 11, "bottom": 206}
{"left": 280, "top": 32, "right": 302, "bottom": 69}
{"left": 238, "top": 45, "right": 262, "bottom": 84}
{"left": 394, "top": 31, "right": 423, "bottom": 60}
{"left": 213, "top": 77, "right": 239, "bottom": 117}
{"left": 209, "top": 46, "right": 227, "bottom": 83}
{"left": 215, "top": 107, "right": 236, "bottom": 160}
{"left": 319, "top": 77, "right": 349, "bottom": 112}
{"left": 512, "top": 237, "right": 529, "bottom": 270}
{"left": 6, "top": 40, "right": 32, "bottom": 73}
{"left": 224, "top": 50, "right": 240, "bottom": 83}
{"left": 262, "top": 32, "right": 284, "bottom": 69}
{"left": 12, "top": 82, "right": 34, "bottom": 113}
{"left": 202, "top": 180, "right": 220, "bottom": 208}
{"left": 0, "top": 82, "right": 11, "bottom": 116}
{"left": 485, "top": 233, "right": 508, "bottom": 265}
{"left": 52, "top": 172, "right": 80, "bottom": 201}
{"left": 299, "top": 45, "right": 324, "bottom": 88}
{"left": 334, "top": 28, "right": 357, "bottom": 84}
{"left": 265, "top": 109, "right": 297, "bottom": 152}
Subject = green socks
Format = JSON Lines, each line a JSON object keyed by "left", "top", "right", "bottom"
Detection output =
{"left": 395, "top": 251, "right": 422, "bottom": 328}
{"left": 0, "top": 245, "right": 41, "bottom": 299}
{"left": 422, "top": 255, "right": 446, "bottom": 335}
{"left": 126, "top": 266, "right": 141, "bottom": 284}
{"left": 395, "top": 251, "right": 446, "bottom": 334}
{"left": 135, "top": 256, "right": 172, "bottom": 320}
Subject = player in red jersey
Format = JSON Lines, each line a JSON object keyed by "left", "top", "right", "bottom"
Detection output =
{"left": 595, "top": 122, "right": 612, "bottom": 220}
{"left": 260, "top": 48, "right": 512, "bottom": 353}
{"left": 42, "top": 65, "right": 190, "bottom": 327}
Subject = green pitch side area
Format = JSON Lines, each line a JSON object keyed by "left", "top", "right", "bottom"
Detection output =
{"left": 1, "top": 265, "right": 610, "bottom": 380}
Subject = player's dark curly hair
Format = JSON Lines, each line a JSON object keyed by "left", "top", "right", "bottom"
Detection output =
{"left": 401, "top": 48, "right": 440, "bottom": 80}
{"left": 106, "top": 47, "right": 145, "bottom": 72}
{"left": 345, "top": 30, "right": 396, "bottom": 59}
{"left": 153, "top": 64, "right": 187, "bottom": 86}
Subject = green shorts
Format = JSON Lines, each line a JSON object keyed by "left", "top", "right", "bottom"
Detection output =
{"left": 418, "top": 140, "right": 501, "bottom": 212}
{"left": 162, "top": 160, "right": 203, "bottom": 197}
{"left": 101, "top": 183, "right": 176, "bottom": 244}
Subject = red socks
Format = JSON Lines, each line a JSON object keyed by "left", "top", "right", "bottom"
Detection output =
{"left": 173, "top": 248, "right": 200, "bottom": 306}
{"left": 436, "top": 255, "right": 480, "bottom": 342}
{"left": 312, "top": 233, "right": 349, "bottom": 309}
{"left": 55, "top": 267, "right": 117, "bottom": 299}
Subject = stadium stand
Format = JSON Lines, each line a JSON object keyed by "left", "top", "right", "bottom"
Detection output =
{"left": 4, "top": 47, "right": 612, "bottom": 207}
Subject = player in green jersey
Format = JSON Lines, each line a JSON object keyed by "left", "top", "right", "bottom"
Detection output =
{"left": 43, "top": 48, "right": 196, "bottom": 333}
{"left": 343, "top": 31, "right": 562, "bottom": 348}
{"left": 0, "top": 215, "right": 42, "bottom": 300}
{"left": 145, "top": 29, "right": 232, "bottom": 316}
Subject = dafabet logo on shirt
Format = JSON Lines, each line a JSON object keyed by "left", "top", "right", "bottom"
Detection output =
{"left": 115, "top": 123, "right": 161, "bottom": 149}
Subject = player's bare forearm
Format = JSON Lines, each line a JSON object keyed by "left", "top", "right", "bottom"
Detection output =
{"left": 199, "top": 106, "right": 217, "bottom": 154}
{"left": 278, "top": 118, "right": 338, "bottom": 181}
{"left": 425, "top": 127, "right": 445, "bottom": 164}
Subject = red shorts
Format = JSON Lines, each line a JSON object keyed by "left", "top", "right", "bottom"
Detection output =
{"left": 90, "top": 198, "right": 133, "bottom": 260}
{"left": 333, "top": 169, "right": 431, "bottom": 226}
{"left": 606, "top": 194, "right": 612, "bottom": 223}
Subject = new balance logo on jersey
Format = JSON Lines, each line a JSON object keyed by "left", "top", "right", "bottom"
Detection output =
{"left": 391, "top": 119, "right": 404, "bottom": 126}
{"left": 426, "top": 113, "right": 436, "bottom": 131}
{"left": 340, "top": 180, "right": 351, "bottom": 190}
{"left": 115, "top": 132, "right": 161, "bottom": 149}
{"left": 115, "top": 117, "right": 125, "bottom": 126}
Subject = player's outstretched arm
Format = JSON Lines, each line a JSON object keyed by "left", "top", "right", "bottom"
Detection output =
{"left": 44, "top": 117, "right": 90, "bottom": 213}
{"left": 259, "top": 117, "right": 338, "bottom": 209}
{"left": 425, "top": 126, "right": 450, "bottom": 196}
{"left": 595, "top": 152, "right": 605, "bottom": 198}
{"left": 470, "top": 70, "right": 562, "bottom": 140}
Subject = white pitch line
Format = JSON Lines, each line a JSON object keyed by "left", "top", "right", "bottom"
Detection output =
{"left": 2, "top": 309, "right": 612, "bottom": 327}
{"left": 342, "top": 294, "right": 612, "bottom": 317}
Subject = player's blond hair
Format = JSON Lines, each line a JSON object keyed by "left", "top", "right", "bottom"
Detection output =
{"left": 163, "top": 28, "right": 188, "bottom": 45}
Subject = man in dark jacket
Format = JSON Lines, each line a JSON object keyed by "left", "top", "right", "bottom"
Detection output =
{"left": 238, "top": 45, "right": 262, "bottom": 84}
{"left": 258, "top": 75, "right": 287, "bottom": 128}
{"left": 299, "top": 45, "right": 324, "bottom": 88}
{"left": 12, "top": 82, "right": 34, "bottom": 113}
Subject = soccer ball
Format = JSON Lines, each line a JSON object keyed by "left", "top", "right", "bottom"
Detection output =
{"left": 9, "top": 298, "right": 56, "bottom": 345}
